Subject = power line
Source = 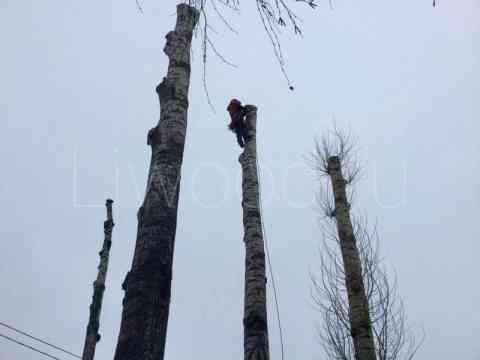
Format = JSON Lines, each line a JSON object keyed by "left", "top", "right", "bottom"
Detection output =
{"left": 256, "top": 151, "right": 285, "bottom": 360}
{"left": 0, "top": 332, "right": 64, "bottom": 360}
{"left": 0, "top": 321, "right": 81, "bottom": 359}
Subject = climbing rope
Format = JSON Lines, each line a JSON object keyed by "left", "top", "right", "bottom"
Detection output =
{"left": 256, "top": 150, "right": 285, "bottom": 360}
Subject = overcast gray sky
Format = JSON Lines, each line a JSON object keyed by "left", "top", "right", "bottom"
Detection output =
{"left": 1, "top": 0, "right": 479, "bottom": 359}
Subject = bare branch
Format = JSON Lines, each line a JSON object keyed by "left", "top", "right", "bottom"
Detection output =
{"left": 183, "top": 0, "right": 318, "bottom": 90}
{"left": 135, "top": 0, "right": 144, "bottom": 13}
{"left": 310, "top": 123, "right": 362, "bottom": 184}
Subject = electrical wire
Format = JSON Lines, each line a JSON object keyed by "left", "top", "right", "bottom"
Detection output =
{"left": 0, "top": 321, "right": 81, "bottom": 359}
{"left": 0, "top": 332, "right": 64, "bottom": 360}
{"left": 256, "top": 150, "right": 285, "bottom": 360}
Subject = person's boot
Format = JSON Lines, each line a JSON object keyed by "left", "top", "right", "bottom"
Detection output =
{"left": 236, "top": 133, "right": 244, "bottom": 148}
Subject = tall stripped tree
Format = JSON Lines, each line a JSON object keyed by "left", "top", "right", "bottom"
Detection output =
{"left": 82, "top": 199, "right": 114, "bottom": 360}
{"left": 310, "top": 127, "right": 423, "bottom": 360}
{"left": 113, "top": 5, "right": 199, "bottom": 360}
{"left": 239, "top": 105, "right": 270, "bottom": 360}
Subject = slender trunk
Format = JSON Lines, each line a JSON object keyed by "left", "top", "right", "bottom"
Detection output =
{"left": 327, "top": 156, "right": 377, "bottom": 360}
{"left": 113, "top": 5, "right": 199, "bottom": 360}
{"left": 239, "top": 106, "right": 270, "bottom": 360}
{"left": 82, "top": 199, "right": 114, "bottom": 360}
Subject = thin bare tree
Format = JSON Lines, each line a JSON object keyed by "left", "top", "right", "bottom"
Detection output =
{"left": 82, "top": 199, "right": 114, "bottom": 360}
{"left": 310, "top": 127, "right": 423, "bottom": 360}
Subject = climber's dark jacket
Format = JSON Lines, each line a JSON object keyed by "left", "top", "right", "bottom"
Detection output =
{"left": 227, "top": 99, "right": 249, "bottom": 148}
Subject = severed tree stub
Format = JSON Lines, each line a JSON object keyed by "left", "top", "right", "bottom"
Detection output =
{"left": 82, "top": 199, "right": 114, "bottom": 360}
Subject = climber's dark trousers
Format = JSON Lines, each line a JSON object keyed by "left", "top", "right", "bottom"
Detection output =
{"left": 233, "top": 124, "right": 248, "bottom": 148}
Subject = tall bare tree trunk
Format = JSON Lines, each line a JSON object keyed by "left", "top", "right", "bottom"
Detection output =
{"left": 82, "top": 199, "right": 114, "bottom": 360}
{"left": 113, "top": 5, "right": 199, "bottom": 360}
{"left": 239, "top": 105, "right": 270, "bottom": 360}
{"left": 327, "top": 156, "right": 377, "bottom": 360}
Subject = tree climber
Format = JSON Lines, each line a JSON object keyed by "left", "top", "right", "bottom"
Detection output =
{"left": 227, "top": 99, "right": 250, "bottom": 148}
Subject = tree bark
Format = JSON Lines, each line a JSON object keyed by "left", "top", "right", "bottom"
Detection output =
{"left": 327, "top": 156, "right": 377, "bottom": 360}
{"left": 113, "top": 5, "right": 199, "bottom": 360}
{"left": 82, "top": 199, "right": 114, "bottom": 360}
{"left": 239, "top": 106, "right": 270, "bottom": 360}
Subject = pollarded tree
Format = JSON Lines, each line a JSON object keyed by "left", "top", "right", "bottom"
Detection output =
{"left": 310, "top": 127, "right": 423, "bottom": 360}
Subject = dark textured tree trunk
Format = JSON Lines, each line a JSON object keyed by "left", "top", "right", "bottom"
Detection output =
{"left": 239, "top": 106, "right": 270, "bottom": 360}
{"left": 82, "top": 199, "right": 114, "bottom": 360}
{"left": 327, "top": 156, "right": 377, "bottom": 360}
{"left": 113, "top": 4, "right": 199, "bottom": 360}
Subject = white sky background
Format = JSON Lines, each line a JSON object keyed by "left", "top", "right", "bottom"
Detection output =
{"left": 1, "top": 0, "right": 479, "bottom": 359}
